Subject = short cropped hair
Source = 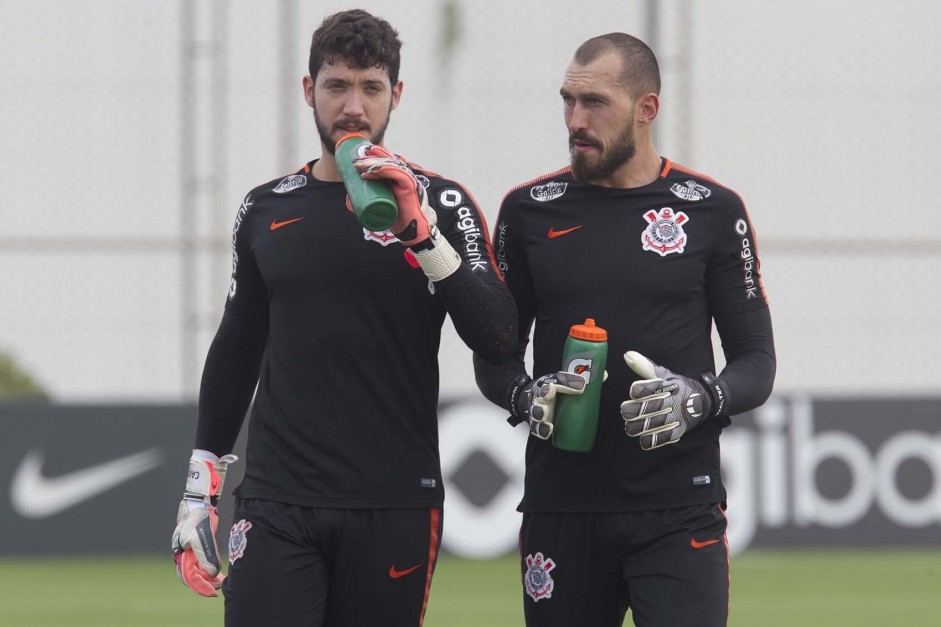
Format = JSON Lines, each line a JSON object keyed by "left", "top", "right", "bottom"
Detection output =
{"left": 573, "top": 33, "right": 661, "bottom": 97}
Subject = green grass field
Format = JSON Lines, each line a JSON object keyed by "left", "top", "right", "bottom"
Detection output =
{"left": 0, "top": 550, "right": 938, "bottom": 626}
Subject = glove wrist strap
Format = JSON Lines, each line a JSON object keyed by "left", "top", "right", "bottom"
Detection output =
{"left": 411, "top": 236, "right": 462, "bottom": 281}
{"left": 699, "top": 372, "right": 728, "bottom": 418}
{"left": 506, "top": 373, "right": 532, "bottom": 427}
{"left": 184, "top": 451, "right": 238, "bottom": 506}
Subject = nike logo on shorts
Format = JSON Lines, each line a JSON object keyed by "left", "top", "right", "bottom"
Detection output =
{"left": 690, "top": 537, "right": 723, "bottom": 549}
{"left": 388, "top": 563, "right": 423, "bottom": 579}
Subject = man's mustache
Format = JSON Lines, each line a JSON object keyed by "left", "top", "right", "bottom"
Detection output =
{"left": 569, "top": 131, "right": 600, "bottom": 149}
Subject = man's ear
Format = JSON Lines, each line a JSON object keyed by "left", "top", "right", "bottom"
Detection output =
{"left": 303, "top": 75, "right": 314, "bottom": 108}
{"left": 637, "top": 92, "right": 659, "bottom": 125}
{"left": 390, "top": 79, "right": 403, "bottom": 111}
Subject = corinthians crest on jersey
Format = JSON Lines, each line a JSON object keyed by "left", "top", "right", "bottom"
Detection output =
{"left": 670, "top": 179, "right": 712, "bottom": 201}
{"left": 641, "top": 207, "right": 689, "bottom": 256}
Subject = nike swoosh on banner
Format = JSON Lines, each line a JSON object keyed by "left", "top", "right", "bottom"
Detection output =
{"left": 388, "top": 563, "right": 423, "bottom": 579}
{"left": 10, "top": 448, "right": 164, "bottom": 519}
{"left": 689, "top": 537, "right": 723, "bottom": 549}
{"left": 547, "top": 225, "right": 583, "bottom": 239}
{"left": 270, "top": 217, "right": 304, "bottom": 230}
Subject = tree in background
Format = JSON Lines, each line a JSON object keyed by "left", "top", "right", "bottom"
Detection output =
{"left": 0, "top": 351, "right": 49, "bottom": 401}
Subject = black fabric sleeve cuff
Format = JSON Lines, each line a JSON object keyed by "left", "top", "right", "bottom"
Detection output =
{"left": 506, "top": 373, "right": 532, "bottom": 427}
{"left": 699, "top": 372, "right": 730, "bottom": 418}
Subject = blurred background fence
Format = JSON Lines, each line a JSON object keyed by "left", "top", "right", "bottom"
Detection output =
{"left": 2, "top": 0, "right": 939, "bottom": 402}
{"left": 1, "top": 0, "right": 940, "bottom": 561}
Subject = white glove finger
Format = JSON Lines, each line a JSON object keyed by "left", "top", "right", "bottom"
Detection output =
{"left": 624, "top": 350, "right": 658, "bottom": 379}
{"left": 629, "top": 378, "right": 670, "bottom": 400}
{"left": 529, "top": 418, "right": 554, "bottom": 440}
{"left": 641, "top": 431, "right": 680, "bottom": 450}
{"left": 550, "top": 372, "right": 587, "bottom": 395}
{"left": 359, "top": 160, "right": 410, "bottom": 178}
{"left": 623, "top": 406, "right": 672, "bottom": 424}
{"left": 354, "top": 144, "right": 407, "bottom": 168}
{"left": 534, "top": 380, "right": 557, "bottom": 400}
{"left": 625, "top": 413, "right": 673, "bottom": 438}
{"left": 359, "top": 164, "right": 414, "bottom": 191}
{"left": 620, "top": 392, "right": 670, "bottom": 420}
{"left": 633, "top": 418, "right": 680, "bottom": 438}
{"left": 530, "top": 396, "right": 553, "bottom": 421}
{"left": 628, "top": 391, "right": 672, "bottom": 408}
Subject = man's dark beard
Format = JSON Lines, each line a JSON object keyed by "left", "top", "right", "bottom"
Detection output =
{"left": 570, "top": 124, "right": 636, "bottom": 182}
{"left": 314, "top": 106, "right": 391, "bottom": 155}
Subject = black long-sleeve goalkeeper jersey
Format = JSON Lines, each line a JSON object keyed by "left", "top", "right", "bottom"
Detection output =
{"left": 475, "top": 158, "right": 775, "bottom": 513}
{"left": 195, "top": 159, "right": 516, "bottom": 509}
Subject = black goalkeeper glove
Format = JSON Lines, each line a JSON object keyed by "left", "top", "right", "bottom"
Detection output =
{"left": 508, "top": 373, "right": 587, "bottom": 439}
{"left": 619, "top": 351, "right": 727, "bottom": 450}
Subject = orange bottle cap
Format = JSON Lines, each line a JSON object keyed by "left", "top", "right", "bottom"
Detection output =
{"left": 569, "top": 318, "right": 607, "bottom": 341}
{"left": 335, "top": 132, "right": 369, "bottom": 149}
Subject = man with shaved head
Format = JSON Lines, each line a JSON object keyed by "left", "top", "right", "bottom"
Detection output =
{"left": 476, "top": 32, "right": 776, "bottom": 627}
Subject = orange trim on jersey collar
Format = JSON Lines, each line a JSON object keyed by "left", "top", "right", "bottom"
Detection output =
{"left": 659, "top": 159, "right": 673, "bottom": 178}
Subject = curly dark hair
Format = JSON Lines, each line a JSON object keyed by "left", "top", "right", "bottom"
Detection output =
{"left": 309, "top": 10, "right": 402, "bottom": 84}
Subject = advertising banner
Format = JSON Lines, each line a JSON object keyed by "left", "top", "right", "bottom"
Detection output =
{"left": 1, "top": 397, "right": 938, "bottom": 557}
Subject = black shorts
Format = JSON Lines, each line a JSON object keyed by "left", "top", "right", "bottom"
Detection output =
{"left": 222, "top": 498, "right": 442, "bottom": 627}
{"left": 519, "top": 503, "right": 729, "bottom": 627}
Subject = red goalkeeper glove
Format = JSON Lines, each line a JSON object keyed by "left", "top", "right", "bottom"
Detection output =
{"left": 171, "top": 450, "right": 237, "bottom": 597}
{"left": 353, "top": 145, "right": 462, "bottom": 281}
{"left": 353, "top": 144, "right": 436, "bottom": 246}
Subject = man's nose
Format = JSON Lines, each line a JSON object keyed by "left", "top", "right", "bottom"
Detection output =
{"left": 342, "top": 91, "right": 365, "bottom": 117}
{"left": 567, "top": 104, "right": 589, "bottom": 133}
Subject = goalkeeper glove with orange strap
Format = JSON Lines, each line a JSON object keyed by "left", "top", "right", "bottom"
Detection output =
{"left": 171, "top": 450, "right": 237, "bottom": 597}
{"left": 354, "top": 145, "right": 462, "bottom": 281}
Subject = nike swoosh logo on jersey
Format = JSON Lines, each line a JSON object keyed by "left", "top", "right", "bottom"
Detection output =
{"left": 690, "top": 537, "right": 723, "bottom": 549}
{"left": 270, "top": 217, "right": 304, "bottom": 230}
{"left": 10, "top": 448, "right": 163, "bottom": 519}
{"left": 388, "top": 563, "right": 423, "bottom": 579}
{"left": 547, "top": 225, "right": 583, "bottom": 238}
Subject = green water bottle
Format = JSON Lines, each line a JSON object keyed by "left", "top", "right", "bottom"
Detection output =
{"left": 553, "top": 318, "right": 608, "bottom": 453}
{"left": 335, "top": 133, "right": 399, "bottom": 232}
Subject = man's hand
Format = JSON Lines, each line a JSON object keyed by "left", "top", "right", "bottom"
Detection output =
{"left": 512, "top": 373, "right": 587, "bottom": 439}
{"left": 619, "top": 351, "right": 716, "bottom": 450}
{"left": 354, "top": 145, "right": 462, "bottom": 281}
{"left": 354, "top": 145, "right": 437, "bottom": 246}
{"left": 171, "top": 451, "right": 237, "bottom": 597}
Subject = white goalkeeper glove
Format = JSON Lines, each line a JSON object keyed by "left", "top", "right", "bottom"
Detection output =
{"left": 354, "top": 144, "right": 461, "bottom": 281}
{"left": 509, "top": 372, "right": 587, "bottom": 439}
{"left": 171, "top": 450, "right": 237, "bottom": 597}
{"left": 619, "top": 351, "right": 726, "bottom": 450}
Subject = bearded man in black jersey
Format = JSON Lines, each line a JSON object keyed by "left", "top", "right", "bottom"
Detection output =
{"left": 475, "top": 33, "right": 776, "bottom": 627}
{"left": 169, "top": 9, "right": 516, "bottom": 626}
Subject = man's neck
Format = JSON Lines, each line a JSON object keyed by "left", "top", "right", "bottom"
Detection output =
{"left": 311, "top": 146, "right": 341, "bottom": 182}
{"left": 592, "top": 146, "right": 662, "bottom": 190}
